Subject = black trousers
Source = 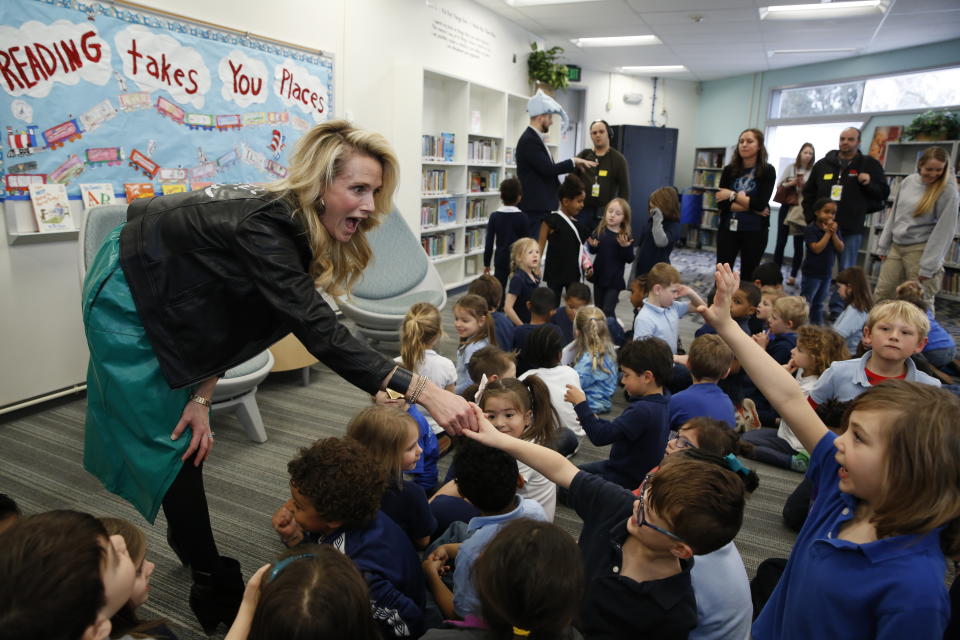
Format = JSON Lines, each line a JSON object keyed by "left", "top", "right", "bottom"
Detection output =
{"left": 716, "top": 226, "right": 768, "bottom": 282}
{"left": 546, "top": 280, "right": 574, "bottom": 304}
{"left": 772, "top": 207, "right": 804, "bottom": 278}
{"left": 593, "top": 285, "right": 620, "bottom": 318}
{"left": 162, "top": 461, "right": 221, "bottom": 573}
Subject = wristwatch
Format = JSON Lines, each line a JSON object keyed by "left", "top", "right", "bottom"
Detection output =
{"left": 728, "top": 191, "right": 736, "bottom": 202}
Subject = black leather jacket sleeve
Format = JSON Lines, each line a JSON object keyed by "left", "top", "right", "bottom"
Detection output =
{"left": 232, "top": 211, "right": 396, "bottom": 395}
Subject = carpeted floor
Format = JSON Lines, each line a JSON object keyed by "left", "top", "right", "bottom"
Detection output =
{"left": 2, "top": 246, "right": 953, "bottom": 639}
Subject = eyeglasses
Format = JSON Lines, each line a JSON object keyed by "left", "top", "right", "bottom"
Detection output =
{"left": 668, "top": 430, "right": 696, "bottom": 450}
{"left": 637, "top": 475, "right": 686, "bottom": 544}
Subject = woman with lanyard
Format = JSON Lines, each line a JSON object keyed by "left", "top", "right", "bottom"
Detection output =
{"left": 575, "top": 119, "right": 630, "bottom": 228}
{"left": 874, "top": 145, "right": 959, "bottom": 308}
{"left": 81, "top": 120, "right": 475, "bottom": 633}
{"left": 716, "top": 128, "right": 776, "bottom": 281}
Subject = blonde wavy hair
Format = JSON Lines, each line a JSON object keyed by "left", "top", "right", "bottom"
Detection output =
{"left": 571, "top": 305, "right": 616, "bottom": 374}
{"left": 510, "top": 237, "right": 540, "bottom": 277}
{"left": 400, "top": 302, "right": 443, "bottom": 373}
{"left": 913, "top": 146, "right": 953, "bottom": 218}
{"left": 268, "top": 120, "right": 399, "bottom": 297}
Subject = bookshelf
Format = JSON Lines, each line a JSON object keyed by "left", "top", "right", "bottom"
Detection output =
{"left": 686, "top": 147, "right": 727, "bottom": 251}
{"left": 861, "top": 140, "right": 960, "bottom": 302}
{"left": 420, "top": 70, "right": 558, "bottom": 289}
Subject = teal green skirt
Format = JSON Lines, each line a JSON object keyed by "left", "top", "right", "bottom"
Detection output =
{"left": 83, "top": 225, "right": 190, "bottom": 523}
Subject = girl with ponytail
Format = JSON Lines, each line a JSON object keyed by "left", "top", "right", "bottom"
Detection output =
{"left": 569, "top": 305, "right": 618, "bottom": 413}
{"left": 398, "top": 302, "right": 456, "bottom": 392}
{"left": 477, "top": 376, "right": 561, "bottom": 520}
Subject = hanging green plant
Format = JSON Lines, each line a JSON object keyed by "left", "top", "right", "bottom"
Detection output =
{"left": 903, "top": 109, "right": 960, "bottom": 141}
{"left": 527, "top": 42, "right": 569, "bottom": 92}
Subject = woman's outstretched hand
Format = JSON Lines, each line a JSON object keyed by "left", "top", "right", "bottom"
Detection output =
{"left": 695, "top": 263, "right": 740, "bottom": 331}
{"left": 418, "top": 379, "right": 478, "bottom": 435}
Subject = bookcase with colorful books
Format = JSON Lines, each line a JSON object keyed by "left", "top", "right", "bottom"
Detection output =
{"left": 420, "top": 69, "right": 554, "bottom": 289}
{"left": 861, "top": 140, "right": 960, "bottom": 302}
{"left": 686, "top": 146, "right": 727, "bottom": 250}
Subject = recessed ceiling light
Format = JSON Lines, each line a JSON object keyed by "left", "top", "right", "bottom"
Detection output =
{"left": 759, "top": 1, "right": 886, "bottom": 21}
{"left": 505, "top": 0, "right": 603, "bottom": 6}
{"left": 769, "top": 48, "right": 858, "bottom": 56}
{"left": 618, "top": 65, "right": 687, "bottom": 74}
{"left": 570, "top": 35, "right": 661, "bottom": 48}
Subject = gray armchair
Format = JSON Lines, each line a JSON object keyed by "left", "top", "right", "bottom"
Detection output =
{"left": 337, "top": 208, "right": 447, "bottom": 344}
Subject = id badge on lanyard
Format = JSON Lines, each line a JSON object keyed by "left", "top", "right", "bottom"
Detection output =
{"left": 592, "top": 179, "right": 600, "bottom": 198}
{"left": 729, "top": 215, "right": 738, "bottom": 232}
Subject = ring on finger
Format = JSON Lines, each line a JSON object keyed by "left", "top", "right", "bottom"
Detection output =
{"left": 207, "top": 432, "right": 216, "bottom": 440}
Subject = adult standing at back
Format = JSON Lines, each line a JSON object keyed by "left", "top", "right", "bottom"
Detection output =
{"left": 874, "top": 146, "right": 959, "bottom": 307}
{"left": 515, "top": 90, "right": 596, "bottom": 238}
{"left": 716, "top": 128, "right": 776, "bottom": 281}
{"left": 574, "top": 119, "right": 630, "bottom": 227}
{"left": 802, "top": 127, "right": 888, "bottom": 271}
{"left": 773, "top": 143, "right": 815, "bottom": 286}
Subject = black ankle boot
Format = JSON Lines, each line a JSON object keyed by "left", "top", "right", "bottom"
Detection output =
{"left": 189, "top": 556, "right": 244, "bottom": 634}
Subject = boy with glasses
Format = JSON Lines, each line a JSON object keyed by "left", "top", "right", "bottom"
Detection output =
{"left": 462, "top": 407, "right": 746, "bottom": 638}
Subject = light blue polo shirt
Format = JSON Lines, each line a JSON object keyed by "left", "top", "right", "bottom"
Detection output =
{"left": 632, "top": 300, "right": 689, "bottom": 354}
{"left": 753, "top": 432, "right": 949, "bottom": 639}
{"left": 809, "top": 351, "right": 940, "bottom": 405}
{"left": 452, "top": 496, "right": 547, "bottom": 618}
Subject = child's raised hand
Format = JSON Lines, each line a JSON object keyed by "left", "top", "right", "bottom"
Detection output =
{"left": 587, "top": 236, "right": 599, "bottom": 247}
{"left": 696, "top": 263, "right": 740, "bottom": 330}
{"left": 752, "top": 332, "right": 770, "bottom": 349}
{"left": 616, "top": 232, "right": 633, "bottom": 247}
{"left": 676, "top": 284, "right": 692, "bottom": 298}
{"left": 461, "top": 403, "right": 510, "bottom": 447}
{"left": 564, "top": 384, "right": 586, "bottom": 406}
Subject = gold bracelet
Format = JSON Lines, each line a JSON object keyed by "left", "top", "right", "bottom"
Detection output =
{"left": 408, "top": 376, "right": 428, "bottom": 405}
{"left": 189, "top": 394, "right": 211, "bottom": 407}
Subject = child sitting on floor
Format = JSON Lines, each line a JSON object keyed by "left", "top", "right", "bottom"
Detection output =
{"left": 468, "top": 274, "right": 515, "bottom": 353}
{"left": 422, "top": 519, "right": 584, "bottom": 639}
{"left": 270, "top": 437, "right": 425, "bottom": 638}
{"left": 226, "top": 546, "right": 381, "bottom": 640}
{"left": 421, "top": 439, "right": 547, "bottom": 621}
{"left": 0, "top": 510, "right": 137, "bottom": 640}
{"left": 568, "top": 305, "right": 619, "bottom": 414}
{"left": 564, "top": 336, "right": 672, "bottom": 489}
{"left": 701, "top": 263, "right": 960, "bottom": 639}
{"left": 669, "top": 334, "right": 737, "bottom": 430}
{"left": 461, "top": 413, "right": 746, "bottom": 639}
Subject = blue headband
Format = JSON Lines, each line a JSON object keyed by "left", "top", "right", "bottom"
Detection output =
{"left": 724, "top": 453, "right": 748, "bottom": 476}
{"left": 267, "top": 553, "right": 315, "bottom": 583}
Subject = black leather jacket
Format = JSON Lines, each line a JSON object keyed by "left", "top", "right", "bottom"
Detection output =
{"left": 119, "top": 184, "right": 395, "bottom": 391}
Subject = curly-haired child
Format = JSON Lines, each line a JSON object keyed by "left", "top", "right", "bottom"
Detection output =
{"left": 270, "top": 437, "right": 425, "bottom": 638}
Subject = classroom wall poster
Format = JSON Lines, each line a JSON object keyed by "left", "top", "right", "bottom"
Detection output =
{"left": 0, "top": 0, "right": 334, "bottom": 198}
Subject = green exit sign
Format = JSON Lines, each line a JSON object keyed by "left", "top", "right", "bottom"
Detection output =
{"left": 567, "top": 65, "right": 581, "bottom": 82}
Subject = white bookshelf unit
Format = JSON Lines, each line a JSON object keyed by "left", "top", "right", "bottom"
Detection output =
{"left": 686, "top": 146, "right": 727, "bottom": 251}
{"left": 420, "top": 69, "right": 558, "bottom": 290}
{"left": 861, "top": 140, "right": 960, "bottom": 302}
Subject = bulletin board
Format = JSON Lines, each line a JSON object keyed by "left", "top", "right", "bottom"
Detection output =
{"left": 0, "top": 0, "right": 334, "bottom": 199}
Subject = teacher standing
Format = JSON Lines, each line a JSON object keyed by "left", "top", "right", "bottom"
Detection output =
{"left": 515, "top": 90, "right": 596, "bottom": 238}
{"left": 716, "top": 128, "right": 776, "bottom": 281}
{"left": 574, "top": 119, "right": 630, "bottom": 228}
{"left": 81, "top": 120, "right": 475, "bottom": 633}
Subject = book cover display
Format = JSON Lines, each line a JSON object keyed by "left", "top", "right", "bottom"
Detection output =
{"left": 79, "top": 182, "right": 116, "bottom": 209}
{"left": 28, "top": 182, "right": 74, "bottom": 231}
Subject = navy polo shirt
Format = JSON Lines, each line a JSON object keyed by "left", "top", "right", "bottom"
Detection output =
{"left": 492, "top": 311, "right": 514, "bottom": 353}
{"left": 380, "top": 479, "right": 436, "bottom": 545}
{"left": 668, "top": 383, "right": 736, "bottom": 430}
{"left": 766, "top": 331, "right": 796, "bottom": 365}
{"left": 802, "top": 224, "right": 841, "bottom": 278}
{"left": 574, "top": 394, "right": 670, "bottom": 490}
{"left": 569, "top": 471, "right": 697, "bottom": 639}
{"left": 508, "top": 271, "right": 540, "bottom": 324}
{"left": 753, "top": 432, "right": 949, "bottom": 639}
